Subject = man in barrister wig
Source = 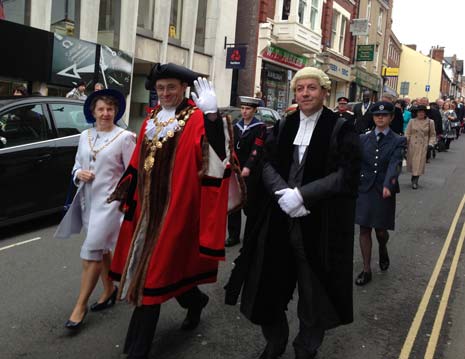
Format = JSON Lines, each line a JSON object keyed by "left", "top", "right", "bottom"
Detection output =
{"left": 108, "top": 63, "right": 235, "bottom": 359}
{"left": 226, "top": 96, "right": 267, "bottom": 247}
{"left": 225, "top": 67, "right": 361, "bottom": 359}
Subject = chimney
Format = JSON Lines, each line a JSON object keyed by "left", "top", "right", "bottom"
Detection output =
{"left": 406, "top": 44, "right": 417, "bottom": 51}
{"left": 431, "top": 46, "right": 445, "bottom": 62}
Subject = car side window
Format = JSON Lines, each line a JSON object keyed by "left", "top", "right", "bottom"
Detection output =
{"left": 259, "top": 109, "right": 276, "bottom": 127}
{"left": 51, "top": 104, "right": 91, "bottom": 137}
{"left": 0, "top": 104, "right": 50, "bottom": 148}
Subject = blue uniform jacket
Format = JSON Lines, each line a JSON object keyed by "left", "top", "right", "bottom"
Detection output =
{"left": 358, "top": 130, "right": 406, "bottom": 194}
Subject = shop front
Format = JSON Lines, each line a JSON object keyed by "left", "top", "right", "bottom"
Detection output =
{"left": 350, "top": 67, "right": 382, "bottom": 102}
{"left": 260, "top": 45, "right": 308, "bottom": 114}
{"left": 322, "top": 57, "right": 351, "bottom": 108}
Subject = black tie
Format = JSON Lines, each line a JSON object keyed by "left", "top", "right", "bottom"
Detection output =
{"left": 377, "top": 132, "right": 385, "bottom": 142}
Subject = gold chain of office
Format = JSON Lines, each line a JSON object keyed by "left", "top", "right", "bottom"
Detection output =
{"left": 87, "top": 129, "right": 125, "bottom": 161}
{"left": 143, "top": 106, "right": 197, "bottom": 172}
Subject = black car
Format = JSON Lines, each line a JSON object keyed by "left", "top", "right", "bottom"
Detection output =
{"left": 220, "top": 106, "right": 281, "bottom": 129}
{"left": 0, "top": 96, "right": 108, "bottom": 227}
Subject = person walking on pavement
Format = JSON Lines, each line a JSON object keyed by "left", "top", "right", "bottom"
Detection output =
{"left": 226, "top": 67, "right": 361, "bottom": 359}
{"left": 107, "top": 63, "right": 234, "bottom": 359}
{"left": 353, "top": 90, "right": 375, "bottom": 134}
{"left": 334, "top": 96, "right": 355, "bottom": 125}
{"left": 226, "top": 96, "right": 267, "bottom": 247}
{"left": 55, "top": 89, "right": 136, "bottom": 329}
{"left": 354, "top": 102, "right": 406, "bottom": 286}
{"left": 66, "top": 80, "right": 87, "bottom": 100}
{"left": 405, "top": 105, "right": 436, "bottom": 189}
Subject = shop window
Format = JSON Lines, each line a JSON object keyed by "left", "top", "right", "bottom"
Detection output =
{"left": 137, "top": 0, "right": 154, "bottom": 32}
{"left": 51, "top": 0, "right": 76, "bottom": 37}
{"left": 98, "top": 0, "right": 121, "bottom": 48}
{"left": 169, "top": 0, "right": 182, "bottom": 42}
{"left": 2, "top": 0, "right": 27, "bottom": 24}
{"left": 282, "top": 0, "right": 290, "bottom": 20}
{"left": 195, "top": 0, "right": 207, "bottom": 51}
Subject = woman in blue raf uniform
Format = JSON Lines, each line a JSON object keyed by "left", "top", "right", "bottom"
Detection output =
{"left": 226, "top": 96, "right": 267, "bottom": 247}
{"left": 355, "top": 101, "right": 406, "bottom": 286}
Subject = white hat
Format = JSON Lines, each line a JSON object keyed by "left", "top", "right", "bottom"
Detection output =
{"left": 239, "top": 96, "right": 261, "bottom": 107}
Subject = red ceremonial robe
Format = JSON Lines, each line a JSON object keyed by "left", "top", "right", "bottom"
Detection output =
{"left": 109, "top": 100, "right": 231, "bottom": 306}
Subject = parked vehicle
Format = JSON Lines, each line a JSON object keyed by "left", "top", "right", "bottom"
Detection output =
{"left": 0, "top": 95, "right": 128, "bottom": 227}
{"left": 220, "top": 106, "right": 281, "bottom": 129}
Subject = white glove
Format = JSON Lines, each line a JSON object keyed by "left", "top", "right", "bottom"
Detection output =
{"left": 289, "top": 204, "right": 310, "bottom": 218}
{"left": 275, "top": 188, "right": 304, "bottom": 215}
{"left": 191, "top": 77, "right": 218, "bottom": 114}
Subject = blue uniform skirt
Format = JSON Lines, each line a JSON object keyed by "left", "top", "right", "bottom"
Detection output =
{"left": 355, "top": 188, "right": 396, "bottom": 230}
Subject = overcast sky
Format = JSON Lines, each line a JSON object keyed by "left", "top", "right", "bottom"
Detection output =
{"left": 391, "top": 0, "right": 465, "bottom": 60}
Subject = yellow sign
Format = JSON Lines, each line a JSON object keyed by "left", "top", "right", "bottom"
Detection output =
{"left": 382, "top": 67, "right": 399, "bottom": 77}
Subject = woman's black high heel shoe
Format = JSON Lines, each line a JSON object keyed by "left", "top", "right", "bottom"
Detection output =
{"left": 65, "top": 308, "right": 88, "bottom": 329}
{"left": 90, "top": 286, "right": 118, "bottom": 312}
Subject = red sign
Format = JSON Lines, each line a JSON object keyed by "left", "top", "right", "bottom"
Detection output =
{"left": 262, "top": 45, "right": 308, "bottom": 70}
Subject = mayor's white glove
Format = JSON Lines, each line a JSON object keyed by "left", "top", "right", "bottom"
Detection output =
{"left": 275, "top": 188, "right": 304, "bottom": 216}
{"left": 191, "top": 77, "right": 218, "bottom": 114}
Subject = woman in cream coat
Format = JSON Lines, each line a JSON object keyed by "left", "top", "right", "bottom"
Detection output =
{"left": 55, "top": 89, "right": 135, "bottom": 329}
{"left": 405, "top": 105, "right": 436, "bottom": 189}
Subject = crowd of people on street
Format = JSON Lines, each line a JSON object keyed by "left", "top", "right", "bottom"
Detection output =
{"left": 50, "top": 61, "right": 465, "bottom": 359}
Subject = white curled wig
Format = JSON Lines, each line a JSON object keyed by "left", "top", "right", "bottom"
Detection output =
{"left": 290, "top": 67, "right": 331, "bottom": 92}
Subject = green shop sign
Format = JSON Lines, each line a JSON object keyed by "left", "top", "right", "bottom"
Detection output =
{"left": 262, "top": 45, "right": 308, "bottom": 70}
{"left": 356, "top": 45, "right": 375, "bottom": 61}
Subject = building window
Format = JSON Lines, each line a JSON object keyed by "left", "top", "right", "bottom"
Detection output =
{"left": 195, "top": 0, "right": 207, "bottom": 51}
{"left": 298, "top": 0, "right": 307, "bottom": 24}
{"left": 137, "top": 0, "right": 154, "bottom": 31}
{"left": 51, "top": 0, "right": 76, "bottom": 37}
{"left": 310, "top": 0, "right": 319, "bottom": 30}
{"left": 169, "top": 0, "right": 182, "bottom": 41}
{"left": 98, "top": 0, "right": 121, "bottom": 47}
{"left": 377, "top": 8, "right": 383, "bottom": 33}
{"left": 367, "top": 0, "right": 371, "bottom": 21}
{"left": 2, "top": 0, "right": 27, "bottom": 24}
{"left": 282, "top": 0, "right": 290, "bottom": 20}
{"left": 339, "top": 16, "right": 346, "bottom": 53}
{"left": 330, "top": 11, "right": 338, "bottom": 49}
{"left": 329, "top": 9, "right": 348, "bottom": 55}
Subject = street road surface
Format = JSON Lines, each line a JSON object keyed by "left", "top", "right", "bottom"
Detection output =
{"left": 2, "top": 136, "right": 465, "bottom": 359}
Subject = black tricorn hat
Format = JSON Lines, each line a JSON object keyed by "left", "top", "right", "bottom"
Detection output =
{"left": 145, "top": 63, "right": 201, "bottom": 90}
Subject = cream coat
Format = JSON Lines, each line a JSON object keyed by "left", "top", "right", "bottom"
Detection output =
{"left": 406, "top": 118, "right": 436, "bottom": 176}
{"left": 55, "top": 127, "right": 135, "bottom": 253}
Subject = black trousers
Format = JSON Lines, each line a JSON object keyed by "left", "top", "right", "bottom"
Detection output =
{"left": 124, "top": 286, "right": 205, "bottom": 359}
{"left": 260, "top": 223, "right": 333, "bottom": 357}
{"left": 227, "top": 209, "right": 242, "bottom": 241}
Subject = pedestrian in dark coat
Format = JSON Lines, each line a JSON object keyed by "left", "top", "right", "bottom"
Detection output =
{"left": 354, "top": 101, "right": 406, "bottom": 286}
{"left": 334, "top": 96, "right": 355, "bottom": 125}
{"left": 226, "top": 67, "right": 361, "bottom": 359}
{"left": 226, "top": 96, "right": 267, "bottom": 247}
{"left": 353, "top": 90, "right": 375, "bottom": 134}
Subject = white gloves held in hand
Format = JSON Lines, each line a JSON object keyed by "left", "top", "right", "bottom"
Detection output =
{"left": 191, "top": 77, "right": 218, "bottom": 114}
{"left": 274, "top": 188, "right": 310, "bottom": 218}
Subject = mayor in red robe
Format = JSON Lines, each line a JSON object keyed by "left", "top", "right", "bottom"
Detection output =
{"left": 108, "top": 63, "right": 239, "bottom": 359}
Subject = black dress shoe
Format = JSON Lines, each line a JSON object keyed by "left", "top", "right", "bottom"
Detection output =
{"left": 90, "top": 286, "right": 118, "bottom": 312}
{"left": 295, "top": 348, "right": 317, "bottom": 359}
{"left": 225, "top": 237, "right": 240, "bottom": 247}
{"left": 259, "top": 346, "right": 285, "bottom": 359}
{"left": 65, "top": 308, "right": 88, "bottom": 329}
{"left": 181, "top": 293, "right": 209, "bottom": 330}
{"left": 379, "top": 245, "right": 390, "bottom": 271}
{"left": 355, "top": 271, "right": 372, "bottom": 286}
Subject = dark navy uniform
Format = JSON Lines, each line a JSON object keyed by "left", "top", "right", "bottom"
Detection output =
{"left": 355, "top": 129, "right": 406, "bottom": 230}
{"left": 334, "top": 109, "right": 355, "bottom": 125}
{"left": 227, "top": 116, "right": 267, "bottom": 245}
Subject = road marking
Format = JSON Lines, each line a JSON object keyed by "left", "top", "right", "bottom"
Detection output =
{"left": 398, "top": 194, "right": 465, "bottom": 359}
{"left": 424, "top": 217, "right": 465, "bottom": 358}
{"left": 0, "top": 237, "right": 42, "bottom": 252}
